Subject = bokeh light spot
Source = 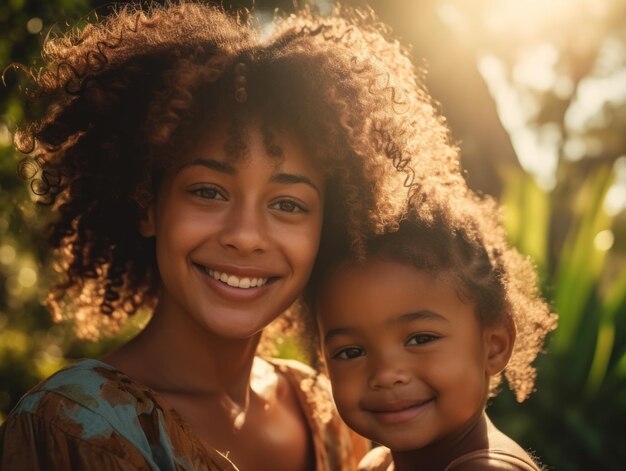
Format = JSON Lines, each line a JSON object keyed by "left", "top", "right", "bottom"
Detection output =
{"left": 594, "top": 230, "right": 614, "bottom": 252}
{"left": 0, "top": 245, "right": 16, "bottom": 265}
{"left": 0, "top": 124, "right": 11, "bottom": 147}
{"left": 18, "top": 266, "right": 37, "bottom": 288}
{"left": 26, "top": 17, "right": 43, "bottom": 34}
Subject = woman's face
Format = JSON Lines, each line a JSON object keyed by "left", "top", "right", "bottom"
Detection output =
{"left": 142, "top": 120, "right": 325, "bottom": 339}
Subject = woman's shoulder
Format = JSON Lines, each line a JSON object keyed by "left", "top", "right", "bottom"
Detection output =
{"left": 263, "top": 357, "right": 334, "bottom": 422}
{"left": 9, "top": 358, "right": 154, "bottom": 422}
{"left": 266, "top": 356, "right": 318, "bottom": 379}
{"left": 1, "top": 358, "right": 239, "bottom": 470}
{"left": 0, "top": 359, "right": 157, "bottom": 469}
{"left": 264, "top": 356, "right": 370, "bottom": 470}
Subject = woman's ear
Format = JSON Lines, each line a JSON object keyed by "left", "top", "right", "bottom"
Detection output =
{"left": 484, "top": 317, "right": 515, "bottom": 376}
{"left": 138, "top": 205, "right": 156, "bottom": 237}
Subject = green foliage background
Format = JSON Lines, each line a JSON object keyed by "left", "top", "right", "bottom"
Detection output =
{"left": 1, "top": 1, "right": 625, "bottom": 470}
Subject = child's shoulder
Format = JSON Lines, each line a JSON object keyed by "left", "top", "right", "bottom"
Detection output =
{"left": 445, "top": 423, "right": 543, "bottom": 471}
{"left": 445, "top": 449, "right": 543, "bottom": 471}
{"left": 357, "top": 446, "right": 542, "bottom": 471}
{"left": 356, "top": 426, "right": 543, "bottom": 471}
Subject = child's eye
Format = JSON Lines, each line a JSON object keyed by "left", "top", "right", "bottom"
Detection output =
{"left": 270, "top": 199, "right": 308, "bottom": 214}
{"left": 332, "top": 347, "right": 365, "bottom": 360}
{"left": 406, "top": 333, "right": 439, "bottom": 346}
{"left": 190, "top": 185, "right": 226, "bottom": 201}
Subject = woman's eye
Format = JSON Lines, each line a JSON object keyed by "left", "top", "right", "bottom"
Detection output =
{"left": 406, "top": 334, "right": 439, "bottom": 346}
{"left": 190, "top": 186, "right": 226, "bottom": 201}
{"left": 270, "top": 199, "right": 307, "bottom": 214}
{"left": 332, "top": 347, "right": 365, "bottom": 360}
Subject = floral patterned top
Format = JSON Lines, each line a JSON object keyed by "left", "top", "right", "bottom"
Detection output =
{"left": 0, "top": 358, "right": 367, "bottom": 470}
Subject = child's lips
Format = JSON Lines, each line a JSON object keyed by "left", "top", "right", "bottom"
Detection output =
{"left": 366, "top": 398, "right": 434, "bottom": 425}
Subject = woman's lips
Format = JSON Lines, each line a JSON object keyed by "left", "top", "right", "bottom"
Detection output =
{"left": 205, "top": 268, "right": 269, "bottom": 289}
{"left": 192, "top": 263, "right": 278, "bottom": 301}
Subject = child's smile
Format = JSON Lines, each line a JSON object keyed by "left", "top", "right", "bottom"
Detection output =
{"left": 141, "top": 120, "right": 325, "bottom": 339}
{"left": 317, "top": 259, "right": 499, "bottom": 452}
{"left": 363, "top": 396, "right": 435, "bottom": 425}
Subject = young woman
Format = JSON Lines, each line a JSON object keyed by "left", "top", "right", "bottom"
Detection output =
{"left": 0, "top": 2, "right": 465, "bottom": 469}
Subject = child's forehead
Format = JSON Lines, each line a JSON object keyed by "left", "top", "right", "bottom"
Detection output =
{"left": 318, "top": 258, "right": 454, "bottom": 305}
{"left": 325, "top": 257, "right": 446, "bottom": 283}
{"left": 316, "top": 258, "right": 482, "bottom": 332}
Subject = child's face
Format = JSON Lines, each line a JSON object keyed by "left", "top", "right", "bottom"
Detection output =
{"left": 141, "top": 120, "right": 325, "bottom": 339}
{"left": 317, "top": 259, "right": 506, "bottom": 452}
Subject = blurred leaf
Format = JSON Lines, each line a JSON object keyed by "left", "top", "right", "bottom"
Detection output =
{"left": 501, "top": 168, "right": 550, "bottom": 272}
{"left": 586, "top": 268, "right": 626, "bottom": 393}
{"left": 552, "top": 167, "right": 614, "bottom": 354}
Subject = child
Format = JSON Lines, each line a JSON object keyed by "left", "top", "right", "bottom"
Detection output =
{"left": 311, "top": 195, "right": 558, "bottom": 471}
{"left": 0, "top": 2, "right": 467, "bottom": 469}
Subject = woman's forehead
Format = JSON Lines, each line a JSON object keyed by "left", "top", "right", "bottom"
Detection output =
{"left": 173, "top": 119, "right": 324, "bottom": 184}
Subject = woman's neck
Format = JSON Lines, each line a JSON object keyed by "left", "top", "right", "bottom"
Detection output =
{"left": 102, "top": 297, "right": 262, "bottom": 406}
{"left": 391, "top": 411, "right": 490, "bottom": 471}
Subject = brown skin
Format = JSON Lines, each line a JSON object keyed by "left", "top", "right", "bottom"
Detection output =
{"left": 359, "top": 415, "right": 531, "bottom": 471}
{"left": 104, "top": 122, "right": 324, "bottom": 471}
{"left": 317, "top": 259, "right": 530, "bottom": 471}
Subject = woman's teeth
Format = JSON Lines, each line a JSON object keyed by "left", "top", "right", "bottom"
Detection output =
{"left": 206, "top": 269, "right": 269, "bottom": 288}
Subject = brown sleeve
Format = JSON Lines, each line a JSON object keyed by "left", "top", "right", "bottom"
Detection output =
{"left": 349, "top": 429, "right": 370, "bottom": 467}
{"left": 358, "top": 446, "right": 392, "bottom": 471}
{"left": 0, "top": 411, "right": 152, "bottom": 471}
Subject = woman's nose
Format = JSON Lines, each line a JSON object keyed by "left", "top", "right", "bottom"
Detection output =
{"left": 218, "top": 202, "right": 269, "bottom": 254}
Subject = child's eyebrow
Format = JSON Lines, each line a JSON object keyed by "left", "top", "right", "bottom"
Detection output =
{"left": 390, "top": 311, "right": 449, "bottom": 326}
{"left": 177, "top": 158, "right": 236, "bottom": 174}
{"left": 324, "top": 327, "right": 355, "bottom": 345}
{"left": 323, "top": 311, "right": 449, "bottom": 344}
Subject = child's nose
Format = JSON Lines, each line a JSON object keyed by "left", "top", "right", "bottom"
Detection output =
{"left": 367, "top": 356, "right": 411, "bottom": 390}
{"left": 218, "top": 202, "right": 270, "bottom": 254}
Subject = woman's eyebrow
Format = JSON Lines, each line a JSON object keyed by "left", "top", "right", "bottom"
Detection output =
{"left": 271, "top": 172, "right": 321, "bottom": 195}
{"left": 177, "top": 158, "right": 236, "bottom": 174}
{"left": 176, "top": 159, "right": 320, "bottom": 194}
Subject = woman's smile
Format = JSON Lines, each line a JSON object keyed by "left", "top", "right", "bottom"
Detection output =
{"left": 205, "top": 269, "right": 269, "bottom": 289}
{"left": 193, "top": 263, "right": 272, "bottom": 289}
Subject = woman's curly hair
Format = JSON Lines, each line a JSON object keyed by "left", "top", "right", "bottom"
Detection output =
{"left": 305, "top": 192, "right": 558, "bottom": 403}
{"left": 12, "top": 1, "right": 465, "bottom": 339}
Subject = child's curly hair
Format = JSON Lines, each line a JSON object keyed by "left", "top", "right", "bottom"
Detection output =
{"left": 11, "top": 1, "right": 464, "bottom": 339}
{"left": 305, "top": 192, "right": 558, "bottom": 403}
